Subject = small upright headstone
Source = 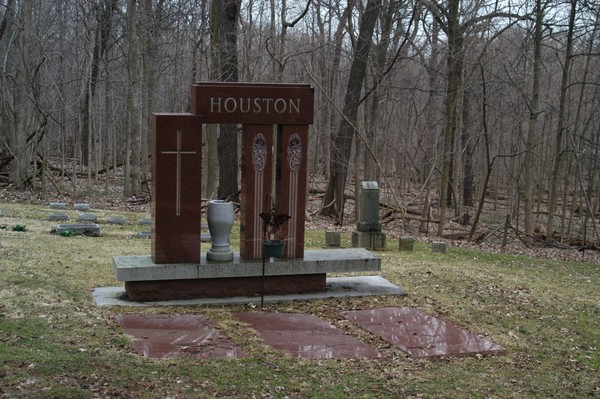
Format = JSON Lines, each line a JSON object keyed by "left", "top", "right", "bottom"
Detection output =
{"left": 79, "top": 213, "right": 97, "bottom": 222}
{"left": 352, "top": 181, "right": 386, "bottom": 250}
{"left": 325, "top": 231, "right": 341, "bottom": 247}
{"left": 399, "top": 237, "right": 415, "bottom": 252}
{"left": 49, "top": 212, "right": 69, "bottom": 221}
{"left": 0, "top": 210, "right": 4, "bottom": 217}
{"left": 49, "top": 202, "right": 67, "bottom": 210}
{"left": 432, "top": 241, "right": 447, "bottom": 253}
{"left": 356, "top": 181, "right": 382, "bottom": 233}
{"left": 74, "top": 203, "right": 90, "bottom": 211}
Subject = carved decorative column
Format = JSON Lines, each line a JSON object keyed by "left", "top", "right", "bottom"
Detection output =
{"left": 240, "top": 125, "right": 273, "bottom": 260}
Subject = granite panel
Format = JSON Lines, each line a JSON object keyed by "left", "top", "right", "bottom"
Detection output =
{"left": 116, "top": 314, "right": 246, "bottom": 359}
{"left": 233, "top": 312, "right": 382, "bottom": 359}
{"left": 152, "top": 113, "right": 203, "bottom": 263}
{"left": 342, "top": 307, "right": 505, "bottom": 358}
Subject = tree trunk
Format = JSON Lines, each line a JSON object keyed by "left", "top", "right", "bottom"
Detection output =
{"left": 561, "top": 14, "right": 598, "bottom": 241}
{"left": 546, "top": 0, "right": 577, "bottom": 240}
{"left": 437, "top": 0, "right": 462, "bottom": 236}
{"left": 469, "top": 65, "right": 493, "bottom": 240}
{"left": 123, "top": 0, "right": 140, "bottom": 197}
{"left": 323, "top": 3, "right": 352, "bottom": 178}
{"left": 81, "top": 0, "right": 114, "bottom": 169}
{"left": 8, "top": 0, "right": 33, "bottom": 188}
{"left": 419, "top": 18, "right": 440, "bottom": 233}
{"left": 321, "top": 0, "right": 381, "bottom": 221}
{"left": 364, "top": 0, "right": 394, "bottom": 182}
{"left": 141, "top": 0, "right": 157, "bottom": 197}
{"left": 461, "top": 85, "right": 474, "bottom": 207}
{"left": 205, "top": 0, "right": 221, "bottom": 200}
{"left": 216, "top": 0, "right": 240, "bottom": 201}
{"left": 523, "top": 0, "right": 543, "bottom": 237}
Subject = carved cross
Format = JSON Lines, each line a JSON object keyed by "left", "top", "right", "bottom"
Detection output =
{"left": 161, "top": 129, "right": 197, "bottom": 215}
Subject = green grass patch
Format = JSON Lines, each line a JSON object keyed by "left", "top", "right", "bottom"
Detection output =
{"left": 0, "top": 203, "right": 598, "bottom": 398}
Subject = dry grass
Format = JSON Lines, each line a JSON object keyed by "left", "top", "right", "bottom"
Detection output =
{"left": 0, "top": 202, "right": 598, "bottom": 398}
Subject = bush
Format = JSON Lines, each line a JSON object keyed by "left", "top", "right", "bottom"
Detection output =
{"left": 11, "top": 224, "right": 27, "bottom": 232}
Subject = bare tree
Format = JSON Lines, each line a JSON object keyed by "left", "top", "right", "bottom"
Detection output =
{"left": 80, "top": 0, "right": 115, "bottom": 177}
{"left": 420, "top": 0, "right": 526, "bottom": 235}
{"left": 123, "top": 0, "right": 141, "bottom": 197}
{"left": 321, "top": 0, "right": 382, "bottom": 221}
{"left": 546, "top": 0, "right": 577, "bottom": 241}
{"left": 212, "top": 0, "right": 241, "bottom": 200}
{"left": 523, "top": 0, "right": 545, "bottom": 237}
{"left": 1, "top": 0, "right": 46, "bottom": 189}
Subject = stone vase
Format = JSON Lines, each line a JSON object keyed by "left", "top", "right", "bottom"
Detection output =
{"left": 207, "top": 200, "right": 234, "bottom": 262}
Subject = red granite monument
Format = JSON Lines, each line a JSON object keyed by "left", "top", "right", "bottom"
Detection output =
{"left": 152, "top": 83, "right": 313, "bottom": 263}
{"left": 115, "top": 82, "right": 381, "bottom": 301}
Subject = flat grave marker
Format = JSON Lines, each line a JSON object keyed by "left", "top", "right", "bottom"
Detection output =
{"left": 116, "top": 314, "right": 246, "bottom": 359}
{"left": 74, "top": 203, "right": 90, "bottom": 211}
{"left": 342, "top": 307, "right": 505, "bottom": 358}
{"left": 78, "top": 213, "right": 97, "bottom": 222}
{"left": 108, "top": 216, "right": 127, "bottom": 225}
{"left": 48, "top": 212, "right": 69, "bottom": 221}
{"left": 233, "top": 312, "right": 382, "bottom": 359}
{"left": 49, "top": 202, "right": 67, "bottom": 209}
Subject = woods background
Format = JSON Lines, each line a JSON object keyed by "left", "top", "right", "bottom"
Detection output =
{"left": 0, "top": 0, "right": 599, "bottom": 243}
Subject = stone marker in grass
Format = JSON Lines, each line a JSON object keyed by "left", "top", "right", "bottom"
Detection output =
{"left": 56, "top": 223, "right": 100, "bottom": 237}
{"left": 49, "top": 202, "right": 67, "bottom": 209}
{"left": 74, "top": 203, "right": 90, "bottom": 211}
{"left": 399, "top": 237, "right": 415, "bottom": 252}
{"left": 325, "top": 231, "right": 341, "bottom": 247}
{"left": 352, "top": 181, "right": 386, "bottom": 250}
{"left": 432, "top": 241, "right": 448, "bottom": 253}
{"left": 79, "top": 213, "right": 97, "bottom": 222}
{"left": 49, "top": 212, "right": 69, "bottom": 221}
{"left": 108, "top": 216, "right": 127, "bottom": 225}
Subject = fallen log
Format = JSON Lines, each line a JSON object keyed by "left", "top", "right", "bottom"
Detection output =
{"left": 381, "top": 212, "right": 439, "bottom": 224}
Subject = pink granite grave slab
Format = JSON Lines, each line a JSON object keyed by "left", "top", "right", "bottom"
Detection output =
{"left": 341, "top": 307, "right": 505, "bottom": 358}
{"left": 233, "top": 312, "right": 383, "bottom": 359}
{"left": 115, "top": 314, "right": 246, "bottom": 359}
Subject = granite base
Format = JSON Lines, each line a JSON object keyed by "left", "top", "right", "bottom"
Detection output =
{"left": 125, "top": 274, "right": 326, "bottom": 301}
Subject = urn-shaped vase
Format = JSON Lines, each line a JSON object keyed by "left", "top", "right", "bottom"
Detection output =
{"left": 206, "top": 200, "right": 234, "bottom": 262}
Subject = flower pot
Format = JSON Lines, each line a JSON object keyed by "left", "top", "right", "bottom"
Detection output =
{"left": 263, "top": 240, "right": 285, "bottom": 258}
{"left": 207, "top": 200, "right": 234, "bottom": 262}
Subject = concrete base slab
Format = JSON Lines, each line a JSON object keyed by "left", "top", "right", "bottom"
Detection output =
{"left": 92, "top": 275, "right": 406, "bottom": 307}
{"left": 113, "top": 248, "right": 381, "bottom": 282}
{"left": 352, "top": 231, "right": 386, "bottom": 250}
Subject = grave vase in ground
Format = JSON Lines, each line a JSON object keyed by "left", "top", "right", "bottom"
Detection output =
{"left": 207, "top": 200, "right": 234, "bottom": 261}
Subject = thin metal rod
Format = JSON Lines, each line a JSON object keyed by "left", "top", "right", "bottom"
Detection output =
{"left": 261, "top": 250, "right": 265, "bottom": 307}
